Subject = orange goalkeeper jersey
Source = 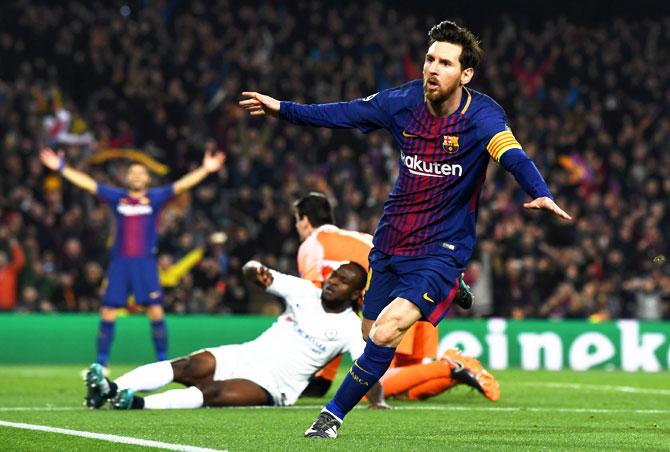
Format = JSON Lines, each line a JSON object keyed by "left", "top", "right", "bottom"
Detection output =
{"left": 297, "top": 224, "right": 373, "bottom": 287}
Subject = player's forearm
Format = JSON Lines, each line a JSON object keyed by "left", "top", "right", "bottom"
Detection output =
{"left": 499, "top": 149, "right": 553, "bottom": 200}
{"left": 279, "top": 101, "right": 363, "bottom": 129}
{"left": 173, "top": 166, "right": 210, "bottom": 195}
{"left": 61, "top": 166, "right": 98, "bottom": 194}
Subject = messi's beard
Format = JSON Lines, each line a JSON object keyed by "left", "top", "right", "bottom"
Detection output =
{"left": 423, "top": 78, "right": 461, "bottom": 106}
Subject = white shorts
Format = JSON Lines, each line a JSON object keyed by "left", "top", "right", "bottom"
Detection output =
{"left": 195, "top": 344, "right": 288, "bottom": 406}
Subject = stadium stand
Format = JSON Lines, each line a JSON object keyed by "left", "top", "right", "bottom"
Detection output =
{"left": 0, "top": 0, "right": 668, "bottom": 319}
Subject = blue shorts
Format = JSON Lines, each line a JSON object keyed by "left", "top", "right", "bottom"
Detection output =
{"left": 362, "top": 248, "right": 464, "bottom": 326}
{"left": 103, "top": 257, "right": 163, "bottom": 307}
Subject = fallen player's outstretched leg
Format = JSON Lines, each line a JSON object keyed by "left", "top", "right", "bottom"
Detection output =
{"left": 113, "top": 379, "right": 274, "bottom": 409}
{"left": 382, "top": 348, "right": 500, "bottom": 401}
{"left": 85, "top": 351, "right": 216, "bottom": 409}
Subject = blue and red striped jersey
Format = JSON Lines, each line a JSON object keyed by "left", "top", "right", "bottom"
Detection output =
{"left": 281, "top": 80, "right": 549, "bottom": 263}
{"left": 97, "top": 184, "right": 174, "bottom": 258}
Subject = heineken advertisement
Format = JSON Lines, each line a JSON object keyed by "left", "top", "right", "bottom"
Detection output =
{"left": 0, "top": 314, "right": 668, "bottom": 371}
{"left": 437, "top": 319, "right": 670, "bottom": 372}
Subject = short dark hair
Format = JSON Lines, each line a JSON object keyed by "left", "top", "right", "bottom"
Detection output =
{"left": 294, "top": 192, "right": 334, "bottom": 228}
{"left": 428, "top": 20, "right": 483, "bottom": 70}
{"left": 343, "top": 261, "right": 368, "bottom": 291}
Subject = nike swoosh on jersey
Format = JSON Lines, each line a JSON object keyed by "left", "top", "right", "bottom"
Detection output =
{"left": 402, "top": 130, "right": 419, "bottom": 138}
{"left": 423, "top": 292, "right": 435, "bottom": 303}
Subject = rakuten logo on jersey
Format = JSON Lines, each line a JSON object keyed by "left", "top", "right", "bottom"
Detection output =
{"left": 117, "top": 204, "right": 153, "bottom": 216}
{"left": 400, "top": 152, "right": 463, "bottom": 178}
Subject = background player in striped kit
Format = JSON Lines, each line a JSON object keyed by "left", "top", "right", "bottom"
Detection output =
{"left": 39, "top": 146, "right": 224, "bottom": 370}
{"left": 240, "top": 20, "right": 570, "bottom": 438}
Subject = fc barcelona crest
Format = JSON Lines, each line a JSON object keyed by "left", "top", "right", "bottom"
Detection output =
{"left": 442, "top": 135, "right": 459, "bottom": 154}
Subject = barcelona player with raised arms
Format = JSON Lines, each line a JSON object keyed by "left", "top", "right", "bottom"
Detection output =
{"left": 39, "top": 146, "right": 225, "bottom": 379}
{"left": 240, "top": 20, "right": 571, "bottom": 438}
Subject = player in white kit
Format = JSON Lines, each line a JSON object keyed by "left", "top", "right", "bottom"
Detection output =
{"left": 84, "top": 261, "right": 387, "bottom": 410}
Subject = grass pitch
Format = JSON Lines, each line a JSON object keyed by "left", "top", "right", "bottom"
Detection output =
{"left": 0, "top": 365, "right": 668, "bottom": 451}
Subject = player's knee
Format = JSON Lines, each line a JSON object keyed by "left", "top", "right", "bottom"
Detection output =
{"left": 172, "top": 356, "right": 203, "bottom": 385}
{"left": 171, "top": 358, "right": 193, "bottom": 383}
{"left": 100, "top": 308, "right": 117, "bottom": 322}
{"left": 369, "top": 318, "right": 403, "bottom": 346}
{"left": 201, "top": 385, "right": 224, "bottom": 407}
{"left": 147, "top": 305, "right": 164, "bottom": 321}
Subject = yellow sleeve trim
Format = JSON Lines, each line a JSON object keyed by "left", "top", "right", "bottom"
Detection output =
{"left": 486, "top": 130, "right": 521, "bottom": 162}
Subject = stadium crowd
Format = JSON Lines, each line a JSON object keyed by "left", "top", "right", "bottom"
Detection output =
{"left": 0, "top": 1, "right": 668, "bottom": 319}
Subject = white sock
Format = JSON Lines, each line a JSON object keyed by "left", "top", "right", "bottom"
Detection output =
{"left": 115, "top": 360, "right": 174, "bottom": 392}
{"left": 143, "top": 386, "right": 204, "bottom": 410}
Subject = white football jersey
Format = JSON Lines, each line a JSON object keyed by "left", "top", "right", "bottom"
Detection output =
{"left": 239, "top": 267, "right": 365, "bottom": 405}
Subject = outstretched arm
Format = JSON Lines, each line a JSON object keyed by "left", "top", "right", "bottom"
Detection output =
{"left": 499, "top": 149, "right": 572, "bottom": 221}
{"left": 239, "top": 91, "right": 389, "bottom": 133}
{"left": 238, "top": 92, "right": 281, "bottom": 117}
{"left": 172, "top": 149, "right": 225, "bottom": 195}
{"left": 40, "top": 147, "right": 97, "bottom": 194}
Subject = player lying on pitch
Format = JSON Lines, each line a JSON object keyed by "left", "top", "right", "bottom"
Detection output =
{"left": 84, "top": 261, "right": 389, "bottom": 409}
{"left": 84, "top": 258, "right": 496, "bottom": 409}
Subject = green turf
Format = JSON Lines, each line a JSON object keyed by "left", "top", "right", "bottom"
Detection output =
{"left": 0, "top": 365, "right": 668, "bottom": 451}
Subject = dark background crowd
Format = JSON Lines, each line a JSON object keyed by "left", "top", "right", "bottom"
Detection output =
{"left": 1, "top": 0, "right": 669, "bottom": 320}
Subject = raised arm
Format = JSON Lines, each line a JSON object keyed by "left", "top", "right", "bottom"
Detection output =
{"left": 172, "top": 149, "right": 225, "bottom": 195}
{"left": 242, "top": 260, "right": 317, "bottom": 303}
{"left": 242, "top": 260, "right": 274, "bottom": 288}
{"left": 239, "top": 91, "right": 389, "bottom": 133}
{"left": 40, "top": 147, "right": 97, "bottom": 194}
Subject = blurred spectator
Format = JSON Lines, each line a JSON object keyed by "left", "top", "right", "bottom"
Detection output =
{"left": 0, "top": 227, "right": 26, "bottom": 310}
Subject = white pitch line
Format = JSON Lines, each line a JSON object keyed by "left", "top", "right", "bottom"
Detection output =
{"left": 0, "top": 407, "right": 81, "bottom": 412}
{"left": 0, "top": 420, "right": 226, "bottom": 452}
{"left": 519, "top": 382, "right": 670, "bottom": 396}
{"left": 224, "top": 405, "right": 670, "bottom": 415}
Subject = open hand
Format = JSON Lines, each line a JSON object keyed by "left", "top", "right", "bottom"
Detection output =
{"left": 203, "top": 149, "right": 226, "bottom": 173}
{"left": 39, "top": 147, "right": 64, "bottom": 171}
{"left": 523, "top": 196, "right": 572, "bottom": 221}
{"left": 254, "top": 266, "right": 274, "bottom": 287}
{"left": 239, "top": 92, "right": 281, "bottom": 117}
{"left": 368, "top": 401, "right": 392, "bottom": 410}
